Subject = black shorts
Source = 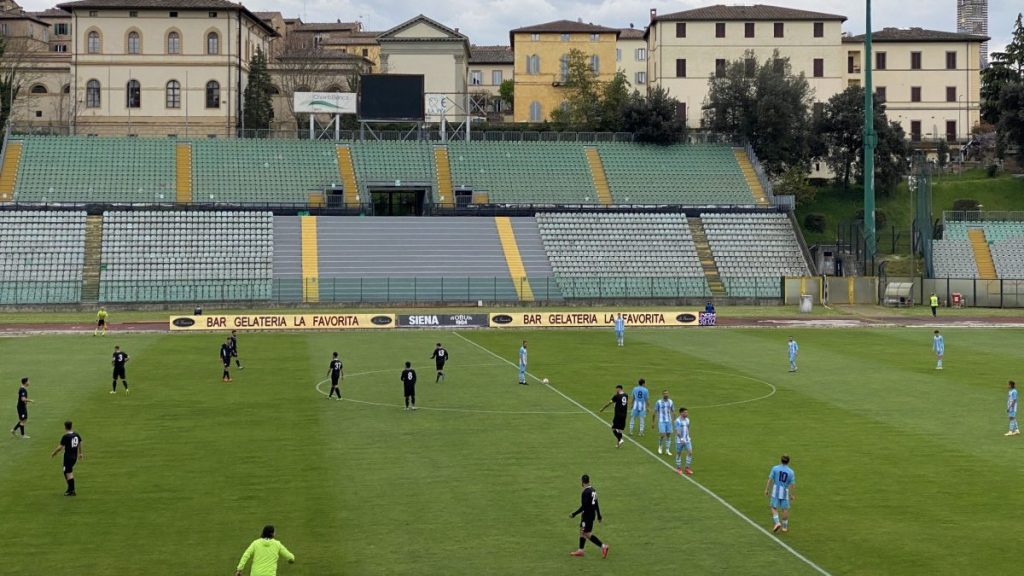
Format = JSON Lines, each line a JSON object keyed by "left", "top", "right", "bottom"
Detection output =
{"left": 62, "top": 461, "right": 75, "bottom": 474}
{"left": 231, "top": 350, "right": 238, "bottom": 358}
{"left": 222, "top": 359, "right": 231, "bottom": 368}
{"left": 113, "top": 365, "right": 126, "bottom": 380}
{"left": 403, "top": 383, "right": 416, "bottom": 397}
{"left": 97, "top": 319, "right": 105, "bottom": 327}
{"left": 612, "top": 415, "right": 626, "bottom": 431}
{"left": 580, "top": 515, "right": 596, "bottom": 533}
{"left": 330, "top": 374, "right": 340, "bottom": 386}
{"left": 435, "top": 361, "right": 446, "bottom": 371}
{"left": 17, "top": 406, "right": 27, "bottom": 420}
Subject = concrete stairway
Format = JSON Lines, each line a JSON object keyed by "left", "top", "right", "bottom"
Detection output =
{"left": 585, "top": 148, "right": 613, "bottom": 206}
{"left": 175, "top": 143, "right": 192, "bottom": 204}
{"left": 0, "top": 141, "right": 23, "bottom": 203}
{"left": 336, "top": 146, "right": 360, "bottom": 206}
{"left": 82, "top": 215, "right": 104, "bottom": 302}
{"left": 733, "top": 148, "right": 770, "bottom": 207}
{"left": 967, "top": 228, "right": 997, "bottom": 279}
{"left": 434, "top": 146, "right": 454, "bottom": 207}
{"left": 688, "top": 217, "right": 726, "bottom": 297}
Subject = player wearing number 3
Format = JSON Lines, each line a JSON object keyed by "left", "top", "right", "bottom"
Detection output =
{"left": 765, "top": 454, "right": 796, "bottom": 533}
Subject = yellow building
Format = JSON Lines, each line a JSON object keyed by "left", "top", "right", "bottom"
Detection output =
{"left": 510, "top": 20, "right": 619, "bottom": 123}
{"left": 844, "top": 28, "right": 987, "bottom": 143}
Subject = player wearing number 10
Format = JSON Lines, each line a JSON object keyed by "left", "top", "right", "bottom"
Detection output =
{"left": 765, "top": 455, "right": 796, "bottom": 533}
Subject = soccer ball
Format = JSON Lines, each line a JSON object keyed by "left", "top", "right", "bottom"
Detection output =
{"left": 542, "top": 378, "right": 549, "bottom": 384}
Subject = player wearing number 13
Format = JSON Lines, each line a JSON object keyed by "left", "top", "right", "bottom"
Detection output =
{"left": 599, "top": 385, "right": 628, "bottom": 448}
{"left": 50, "top": 420, "right": 83, "bottom": 496}
{"left": 765, "top": 455, "right": 796, "bottom": 533}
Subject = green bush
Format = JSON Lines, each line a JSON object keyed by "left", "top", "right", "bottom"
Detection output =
{"left": 952, "top": 198, "right": 981, "bottom": 211}
{"left": 804, "top": 213, "right": 827, "bottom": 233}
{"left": 855, "top": 208, "right": 887, "bottom": 229}
{"left": 986, "top": 164, "right": 999, "bottom": 178}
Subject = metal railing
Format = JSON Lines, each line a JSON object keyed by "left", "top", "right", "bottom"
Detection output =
{"left": 943, "top": 211, "right": 1024, "bottom": 223}
{"left": 885, "top": 277, "right": 1024, "bottom": 309}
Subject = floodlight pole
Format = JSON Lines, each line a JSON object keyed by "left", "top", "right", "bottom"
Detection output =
{"left": 863, "top": 0, "right": 877, "bottom": 270}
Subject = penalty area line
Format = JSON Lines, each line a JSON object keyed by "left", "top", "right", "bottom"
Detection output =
{"left": 451, "top": 331, "right": 832, "bottom": 576}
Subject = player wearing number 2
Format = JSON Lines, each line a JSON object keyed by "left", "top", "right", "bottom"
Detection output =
{"left": 569, "top": 474, "right": 609, "bottom": 558}
{"left": 765, "top": 454, "right": 796, "bottom": 533}
{"left": 599, "top": 385, "right": 628, "bottom": 448}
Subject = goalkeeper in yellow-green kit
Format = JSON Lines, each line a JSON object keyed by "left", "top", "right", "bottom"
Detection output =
{"left": 235, "top": 525, "right": 295, "bottom": 576}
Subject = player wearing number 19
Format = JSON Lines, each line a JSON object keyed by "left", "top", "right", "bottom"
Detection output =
{"left": 50, "top": 420, "right": 83, "bottom": 496}
{"left": 599, "top": 385, "right": 628, "bottom": 448}
{"left": 765, "top": 454, "right": 796, "bottom": 533}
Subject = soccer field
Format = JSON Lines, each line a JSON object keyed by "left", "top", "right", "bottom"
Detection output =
{"left": 1, "top": 327, "right": 1022, "bottom": 575}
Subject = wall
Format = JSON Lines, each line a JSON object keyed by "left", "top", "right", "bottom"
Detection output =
{"left": 512, "top": 31, "right": 618, "bottom": 122}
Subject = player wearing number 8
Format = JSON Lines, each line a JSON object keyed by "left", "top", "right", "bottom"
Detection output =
{"left": 765, "top": 454, "right": 796, "bottom": 533}
{"left": 50, "top": 421, "right": 83, "bottom": 496}
{"left": 401, "top": 362, "right": 417, "bottom": 411}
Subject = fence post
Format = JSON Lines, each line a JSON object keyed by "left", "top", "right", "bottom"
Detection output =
{"left": 414, "top": 277, "right": 418, "bottom": 304}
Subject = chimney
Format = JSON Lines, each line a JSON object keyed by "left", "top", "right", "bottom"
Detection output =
{"left": 630, "top": 23, "right": 635, "bottom": 29}
{"left": 650, "top": 8, "right": 657, "bottom": 22}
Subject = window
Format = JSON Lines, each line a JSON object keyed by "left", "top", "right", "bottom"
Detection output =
{"left": 876, "top": 52, "right": 886, "bottom": 70}
{"left": 207, "top": 32, "right": 220, "bottom": 55}
{"left": 127, "top": 31, "right": 140, "bottom": 54}
{"left": 129, "top": 10, "right": 138, "bottom": 17}
{"left": 773, "top": 58, "right": 785, "bottom": 74}
{"left": 559, "top": 54, "right": 569, "bottom": 81}
{"left": 30, "top": 84, "right": 47, "bottom": 94}
{"left": 744, "top": 58, "right": 756, "bottom": 77}
{"left": 86, "top": 80, "right": 100, "bottom": 108}
{"left": 715, "top": 59, "right": 726, "bottom": 78}
{"left": 715, "top": 23, "right": 725, "bottom": 38}
{"left": 170, "top": 11, "right": 178, "bottom": 18}
{"left": 910, "top": 51, "right": 921, "bottom": 70}
{"left": 560, "top": 33, "right": 569, "bottom": 42}
{"left": 526, "top": 54, "right": 540, "bottom": 75}
{"left": 470, "top": 70, "right": 482, "bottom": 85}
{"left": 946, "top": 120, "right": 957, "bottom": 142}
{"left": 745, "top": 22, "right": 755, "bottom": 38}
{"left": 126, "top": 80, "right": 141, "bottom": 108}
{"left": 946, "top": 51, "right": 957, "bottom": 69}
{"left": 54, "top": 23, "right": 69, "bottom": 36}
{"left": 813, "top": 58, "right": 823, "bottom": 77}
{"left": 946, "top": 86, "right": 956, "bottom": 102}
{"left": 635, "top": 48, "right": 646, "bottom": 61}
{"left": 876, "top": 86, "right": 887, "bottom": 102}
{"left": 590, "top": 55, "right": 600, "bottom": 74}
{"left": 362, "top": 48, "right": 368, "bottom": 57}
{"left": 677, "top": 102, "right": 686, "bottom": 121}
{"left": 208, "top": 11, "right": 218, "bottom": 18}
{"left": 167, "top": 31, "right": 181, "bottom": 54}
{"left": 206, "top": 81, "right": 220, "bottom": 108}
{"left": 88, "top": 10, "right": 97, "bottom": 17}
{"left": 492, "top": 70, "right": 503, "bottom": 85}
{"left": 635, "top": 71, "right": 647, "bottom": 85}
{"left": 530, "top": 33, "right": 539, "bottom": 41}
{"left": 166, "top": 80, "right": 181, "bottom": 108}
{"left": 910, "top": 120, "right": 921, "bottom": 142}
{"left": 590, "top": 33, "right": 600, "bottom": 41}
{"left": 616, "top": 48, "right": 621, "bottom": 62}
{"left": 675, "top": 58, "right": 686, "bottom": 78}
{"left": 813, "top": 22, "right": 824, "bottom": 38}
{"left": 87, "top": 31, "right": 100, "bottom": 53}
{"left": 848, "top": 55, "right": 854, "bottom": 73}
{"left": 675, "top": 23, "right": 686, "bottom": 38}
{"left": 53, "top": 44, "right": 68, "bottom": 53}
{"left": 774, "top": 22, "right": 784, "bottom": 38}
{"left": 63, "top": 84, "right": 70, "bottom": 94}
{"left": 911, "top": 86, "right": 921, "bottom": 102}
{"left": 529, "top": 101, "right": 542, "bottom": 122}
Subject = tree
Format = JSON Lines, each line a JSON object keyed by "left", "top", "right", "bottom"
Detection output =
{"left": 621, "top": 85, "right": 686, "bottom": 145}
{"left": 816, "top": 86, "right": 908, "bottom": 195}
{"left": 550, "top": 48, "right": 602, "bottom": 129}
{"left": 0, "top": 34, "right": 37, "bottom": 130}
{"left": 775, "top": 166, "right": 815, "bottom": 206}
{"left": 499, "top": 79, "right": 514, "bottom": 110}
{"left": 981, "top": 13, "right": 1024, "bottom": 156}
{"left": 596, "top": 71, "right": 630, "bottom": 132}
{"left": 935, "top": 138, "right": 949, "bottom": 171}
{"left": 702, "top": 50, "right": 814, "bottom": 176}
{"left": 242, "top": 47, "right": 274, "bottom": 135}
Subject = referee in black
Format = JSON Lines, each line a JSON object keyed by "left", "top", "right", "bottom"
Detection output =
{"left": 599, "top": 385, "right": 628, "bottom": 448}
{"left": 326, "top": 352, "right": 343, "bottom": 399}
{"left": 401, "top": 362, "right": 417, "bottom": 411}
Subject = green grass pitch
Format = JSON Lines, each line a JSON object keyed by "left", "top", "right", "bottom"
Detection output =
{"left": 1, "top": 327, "right": 1022, "bottom": 575}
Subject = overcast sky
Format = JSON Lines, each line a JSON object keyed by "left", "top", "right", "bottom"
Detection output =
{"left": 19, "top": 0, "right": 1018, "bottom": 52}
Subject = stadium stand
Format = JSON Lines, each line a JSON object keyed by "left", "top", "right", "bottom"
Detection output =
{"left": 13, "top": 137, "right": 176, "bottom": 203}
{"left": 0, "top": 210, "right": 86, "bottom": 304}
{"left": 701, "top": 213, "right": 810, "bottom": 297}
{"left": 448, "top": 142, "right": 597, "bottom": 204}
{"left": 597, "top": 144, "right": 756, "bottom": 205}
{"left": 191, "top": 140, "right": 339, "bottom": 204}
{"left": 99, "top": 211, "right": 273, "bottom": 302}
{"left": 981, "top": 222, "right": 1024, "bottom": 278}
{"left": 349, "top": 141, "right": 436, "bottom": 197}
{"left": 936, "top": 221, "right": 1024, "bottom": 279}
{"left": 309, "top": 217, "right": 543, "bottom": 301}
{"left": 536, "top": 213, "right": 710, "bottom": 298}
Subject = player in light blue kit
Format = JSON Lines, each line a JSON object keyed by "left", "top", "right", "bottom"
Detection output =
{"left": 518, "top": 340, "right": 528, "bottom": 385}
{"left": 764, "top": 454, "right": 796, "bottom": 533}
{"left": 1006, "top": 380, "right": 1019, "bottom": 436}
{"left": 673, "top": 407, "right": 693, "bottom": 476}
{"left": 787, "top": 337, "right": 799, "bottom": 372}
{"left": 932, "top": 330, "right": 944, "bottom": 370}
{"left": 652, "top": 390, "right": 674, "bottom": 456}
{"left": 628, "top": 378, "right": 649, "bottom": 436}
{"left": 614, "top": 314, "right": 625, "bottom": 347}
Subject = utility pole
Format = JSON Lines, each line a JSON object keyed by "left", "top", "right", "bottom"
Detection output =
{"left": 863, "top": 0, "right": 877, "bottom": 271}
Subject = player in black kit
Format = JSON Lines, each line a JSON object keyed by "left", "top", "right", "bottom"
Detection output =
{"left": 599, "top": 385, "right": 628, "bottom": 448}
{"left": 229, "top": 330, "right": 244, "bottom": 370}
{"left": 111, "top": 346, "right": 129, "bottom": 394}
{"left": 11, "top": 377, "right": 32, "bottom": 438}
{"left": 50, "top": 420, "right": 83, "bottom": 496}
{"left": 326, "top": 352, "right": 343, "bottom": 399}
{"left": 430, "top": 343, "right": 448, "bottom": 382}
{"left": 401, "top": 361, "right": 417, "bottom": 411}
{"left": 220, "top": 338, "right": 233, "bottom": 382}
{"left": 569, "top": 474, "right": 609, "bottom": 558}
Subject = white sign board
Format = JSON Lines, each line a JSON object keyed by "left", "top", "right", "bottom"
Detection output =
{"left": 293, "top": 92, "right": 356, "bottom": 114}
{"left": 425, "top": 93, "right": 466, "bottom": 119}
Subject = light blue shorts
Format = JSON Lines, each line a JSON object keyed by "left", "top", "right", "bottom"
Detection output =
{"left": 658, "top": 421, "right": 672, "bottom": 435}
{"left": 676, "top": 440, "right": 692, "bottom": 452}
{"left": 770, "top": 497, "right": 790, "bottom": 510}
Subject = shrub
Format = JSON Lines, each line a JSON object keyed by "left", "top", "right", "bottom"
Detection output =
{"left": 986, "top": 164, "right": 999, "bottom": 178}
{"left": 952, "top": 198, "right": 981, "bottom": 211}
{"left": 804, "top": 213, "right": 827, "bottom": 233}
{"left": 854, "top": 208, "right": 887, "bottom": 229}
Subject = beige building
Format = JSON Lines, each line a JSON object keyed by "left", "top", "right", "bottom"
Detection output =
{"left": 646, "top": 4, "right": 847, "bottom": 127}
{"left": 510, "top": 20, "right": 620, "bottom": 123}
{"left": 468, "top": 45, "right": 512, "bottom": 120}
{"left": 844, "top": 28, "right": 987, "bottom": 142}
{"left": 1, "top": 2, "right": 73, "bottom": 127}
{"left": 616, "top": 27, "right": 647, "bottom": 89}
